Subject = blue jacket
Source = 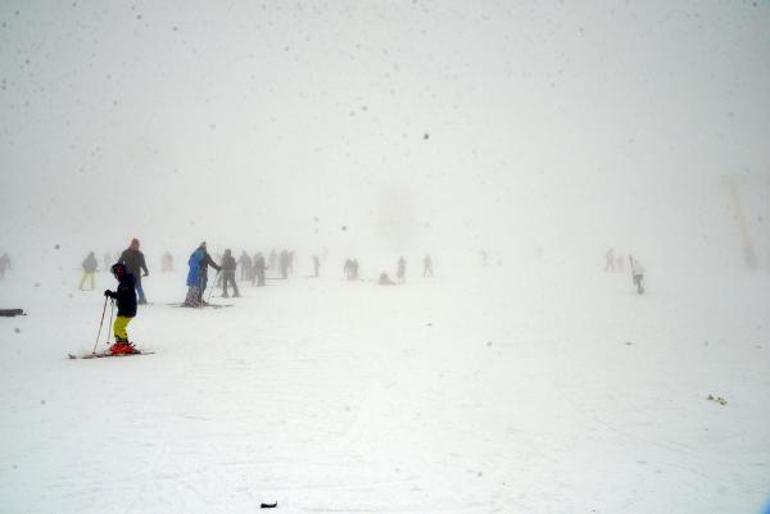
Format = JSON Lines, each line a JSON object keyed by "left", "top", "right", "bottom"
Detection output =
{"left": 186, "top": 249, "right": 204, "bottom": 287}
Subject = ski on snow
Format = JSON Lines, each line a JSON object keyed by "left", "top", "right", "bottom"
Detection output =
{"left": 68, "top": 351, "right": 155, "bottom": 360}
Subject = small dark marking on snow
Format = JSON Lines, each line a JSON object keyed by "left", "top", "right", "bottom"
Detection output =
{"left": 14, "top": 328, "right": 20, "bottom": 333}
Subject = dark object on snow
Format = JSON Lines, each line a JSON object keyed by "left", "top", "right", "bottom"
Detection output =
{"left": 378, "top": 272, "right": 396, "bottom": 285}
{"left": 0, "top": 308, "right": 25, "bottom": 317}
{"left": 260, "top": 502, "right": 278, "bottom": 509}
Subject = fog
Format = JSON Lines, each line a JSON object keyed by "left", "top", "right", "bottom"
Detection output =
{"left": 1, "top": 1, "right": 769, "bottom": 272}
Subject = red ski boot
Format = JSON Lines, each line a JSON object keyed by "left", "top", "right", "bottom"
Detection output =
{"left": 108, "top": 341, "right": 139, "bottom": 355}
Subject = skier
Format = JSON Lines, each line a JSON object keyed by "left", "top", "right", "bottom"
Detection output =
{"left": 344, "top": 258, "right": 359, "bottom": 280}
{"left": 238, "top": 251, "right": 252, "bottom": 281}
{"left": 220, "top": 249, "right": 240, "bottom": 298}
{"left": 119, "top": 238, "right": 149, "bottom": 304}
{"left": 103, "top": 262, "right": 139, "bottom": 355}
{"left": 629, "top": 255, "right": 645, "bottom": 294}
{"left": 184, "top": 245, "right": 205, "bottom": 307}
{"left": 279, "top": 249, "right": 290, "bottom": 279}
{"left": 397, "top": 256, "right": 406, "bottom": 284}
{"left": 79, "top": 251, "right": 98, "bottom": 290}
{"left": 423, "top": 254, "right": 434, "bottom": 277}
{"left": 604, "top": 247, "right": 615, "bottom": 272}
{"left": 252, "top": 252, "right": 266, "bottom": 287}
{"left": 313, "top": 255, "right": 320, "bottom": 278}
{"left": 268, "top": 249, "right": 277, "bottom": 272}
{"left": 103, "top": 252, "right": 112, "bottom": 272}
{"left": 197, "top": 242, "right": 221, "bottom": 303}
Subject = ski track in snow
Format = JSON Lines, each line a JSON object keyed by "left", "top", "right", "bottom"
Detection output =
{"left": 1, "top": 266, "right": 769, "bottom": 513}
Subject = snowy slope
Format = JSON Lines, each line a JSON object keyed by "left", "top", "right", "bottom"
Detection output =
{"left": 1, "top": 262, "right": 768, "bottom": 514}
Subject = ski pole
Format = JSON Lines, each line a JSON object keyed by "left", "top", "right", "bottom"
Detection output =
{"left": 105, "top": 299, "right": 115, "bottom": 347}
{"left": 206, "top": 270, "right": 221, "bottom": 303}
{"left": 92, "top": 296, "right": 109, "bottom": 354}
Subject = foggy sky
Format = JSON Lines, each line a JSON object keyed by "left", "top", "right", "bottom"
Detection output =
{"left": 1, "top": 1, "right": 768, "bottom": 271}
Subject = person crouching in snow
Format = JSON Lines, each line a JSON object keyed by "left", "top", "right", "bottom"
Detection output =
{"left": 104, "top": 262, "right": 139, "bottom": 354}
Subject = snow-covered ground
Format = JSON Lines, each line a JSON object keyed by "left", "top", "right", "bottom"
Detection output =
{"left": 1, "top": 261, "right": 768, "bottom": 514}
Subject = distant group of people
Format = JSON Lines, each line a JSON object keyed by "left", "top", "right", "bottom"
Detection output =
{"left": 80, "top": 240, "right": 149, "bottom": 303}
{"left": 605, "top": 247, "right": 645, "bottom": 294}
{"left": 378, "top": 254, "right": 434, "bottom": 286}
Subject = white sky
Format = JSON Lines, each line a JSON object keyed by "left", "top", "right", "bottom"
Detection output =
{"left": 1, "top": 1, "right": 768, "bottom": 270}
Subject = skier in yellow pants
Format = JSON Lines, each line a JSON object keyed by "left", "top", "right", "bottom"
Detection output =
{"left": 104, "top": 262, "right": 139, "bottom": 355}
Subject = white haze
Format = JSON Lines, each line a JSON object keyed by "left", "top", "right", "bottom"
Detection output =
{"left": 1, "top": 1, "right": 768, "bottom": 274}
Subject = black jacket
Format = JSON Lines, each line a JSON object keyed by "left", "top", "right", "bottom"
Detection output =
{"left": 119, "top": 248, "right": 148, "bottom": 277}
{"left": 221, "top": 254, "right": 237, "bottom": 273}
{"left": 107, "top": 273, "right": 137, "bottom": 317}
{"left": 200, "top": 251, "right": 221, "bottom": 277}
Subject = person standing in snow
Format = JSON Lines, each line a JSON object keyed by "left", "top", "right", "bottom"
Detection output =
{"left": 220, "top": 249, "right": 240, "bottom": 298}
{"left": 629, "top": 255, "right": 645, "bottom": 294}
{"left": 238, "top": 251, "right": 252, "bottom": 281}
{"left": 397, "top": 256, "right": 406, "bottom": 284}
{"left": 252, "top": 252, "right": 267, "bottom": 287}
{"left": 604, "top": 247, "right": 615, "bottom": 272}
{"left": 279, "top": 249, "right": 290, "bottom": 279}
{"left": 423, "top": 254, "right": 434, "bottom": 277}
{"left": 79, "top": 251, "right": 98, "bottom": 290}
{"left": 103, "top": 262, "right": 139, "bottom": 355}
{"left": 197, "top": 242, "right": 221, "bottom": 303}
{"left": 184, "top": 244, "right": 206, "bottom": 306}
{"left": 119, "top": 238, "right": 149, "bottom": 304}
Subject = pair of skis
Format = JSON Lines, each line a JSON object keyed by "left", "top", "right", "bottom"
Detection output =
{"left": 68, "top": 350, "right": 154, "bottom": 360}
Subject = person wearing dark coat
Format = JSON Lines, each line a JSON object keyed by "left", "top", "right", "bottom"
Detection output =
{"left": 79, "top": 251, "right": 98, "bottom": 290}
{"left": 119, "top": 238, "right": 149, "bottom": 304}
{"left": 221, "top": 249, "right": 240, "bottom": 298}
{"left": 103, "top": 262, "right": 138, "bottom": 354}
{"left": 423, "top": 254, "right": 433, "bottom": 277}
{"left": 197, "top": 242, "right": 221, "bottom": 303}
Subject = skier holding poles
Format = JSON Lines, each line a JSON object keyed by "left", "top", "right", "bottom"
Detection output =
{"left": 183, "top": 242, "right": 221, "bottom": 307}
{"left": 103, "top": 262, "right": 139, "bottom": 355}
